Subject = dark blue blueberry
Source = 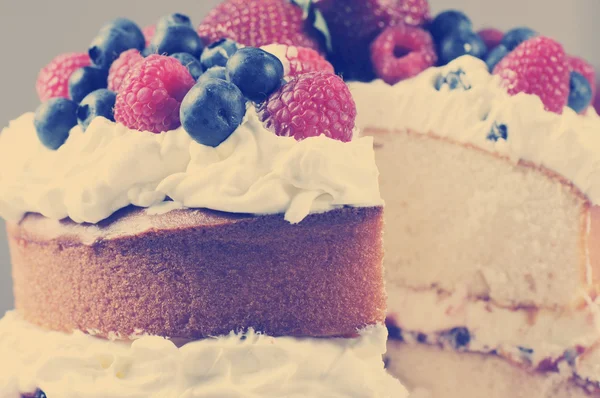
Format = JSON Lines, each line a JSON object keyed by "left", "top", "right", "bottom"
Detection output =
{"left": 501, "top": 27, "right": 537, "bottom": 51}
{"left": 446, "top": 327, "right": 471, "bottom": 349}
{"left": 435, "top": 69, "right": 470, "bottom": 91}
{"left": 68, "top": 66, "right": 108, "bottom": 103}
{"left": 156, "top": 13, "right": 193, "bottom": 32}
{"left": 430, "top": 10, "right": 472, "bottom": 42}
{"left": 180, "top": 78, "right": 247, "bottom": 147}
{"left": 34, "top": 389, "right": 47, "bottom": 398}
{"left": 76, "top": 89, "right": 116, "bottom": 131}
{"left": 485, "top": 44, "right": 509, "bottom": 72}
{"left": 171, "top": 53, "right": 204, "bottom": 80}
{"left": 89, "top": 18, "right": 145, "bottom": 69}
{"left": 438, "top": 30, "right": 487, "bottom": 65}
{"left": 201, "top": 39, "right": 240, "bottom": 69}
{"left": 417, "top": 333, "right": 427, "bottom": 343}
{"left": 226, "top": 47, "right": 284, "bottom": 103}
{"left": 150, "top": 25, "right": 204, "bottom": 58}
{"left": 387, "top": 324, "right": 403, "bottom": 341}
{"left": 568, "top": 71, "right": 593, "bottom": 113}
{"left": 198, "top": 66, "right": 227, "bottom": 84}
{"left": 34, "top": 98, "right": 78, "bottom": 150}
{"left": 487, "top": 122, "right": 508, "bottom": 142}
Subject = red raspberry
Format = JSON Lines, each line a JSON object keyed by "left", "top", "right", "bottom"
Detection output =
{"left": 108, "top": 49, "right": 143, "bottom": 92}
{"left": 142, "top": 25, "right": 155, "bottom": 47}
{"left": 568, "top": 55, "right": 597, "bottom": 98}
{"left": 370, "top": 24, "right": 436, "bottom": 85}
{"left": 264, "top": 45, "right": 334, "bottom": 78}
{"left": 114, "top": 55, "right": 196, "bottom": 133}
{"left": 197, "top": 0, "right": 323, "bottom": 52}
{"left": 36, "top": 52, "right": 91, "bottom": 101}
{"left": 493, "top": 37, "right": 570, "bottom": 114}
{"left": 258, "top": 72, "right": 356, "bottom": 142}
{"left": 477, "top": 28, "right": 503, "bottom": 51}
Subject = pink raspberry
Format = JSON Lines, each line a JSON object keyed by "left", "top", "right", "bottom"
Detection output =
{"left": 370, "top": 24, "right": 437, "bottom": 85}
{"left": 36, "top": 52, "right": 91, "bottom": 101}
{"left": 108, "top": 49, "right": 143, "bottom": 92}
{"left": 114, "top": 55, "right": 196, "bottom": 133}
{"left": 266, "top": 45, "right": 334, "bottom": 78}
{"left": 493, "top": 36, "right": 570, "bottom": 114}
{"left": 142, "top": 25, "right": 155, "bottom": 47}
{"left": 568, "top": 55, "right": 596, "bottom": 98}
{"left": 258, "top": 72, "right": 356, "bottom": 142}
{"left": 477, "top": 28, "right": 503, "bottom": 51}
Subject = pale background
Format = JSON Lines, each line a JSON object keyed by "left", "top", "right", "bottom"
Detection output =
{"left": 0, "top": 0, "right": 598, "bottom": 313}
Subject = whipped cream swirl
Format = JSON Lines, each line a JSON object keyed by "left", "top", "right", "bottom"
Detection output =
{"left": 0, "top": 107, "right": 381, "bottom": 224}
{"left": 0, "top": 312, "right": 406, "bottom": 398}
{"left": 349, "top": 55, "right": 600, "bottom": 204}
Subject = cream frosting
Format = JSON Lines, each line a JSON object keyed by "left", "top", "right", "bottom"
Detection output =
{"left": 0, "top": 107, "right": 381, "bottom": 224}
{"left": 349, "top": 55, "right": 600, "bottom": 205}
{"left": 387, "top": 285, "right": 600, "bottom": 368}
{"left": 0, "top": 312, "right": 406, "bottom": 398}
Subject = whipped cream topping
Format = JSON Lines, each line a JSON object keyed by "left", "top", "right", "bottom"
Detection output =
{"left": 349, "top": 55, "right": 600, "bottom": 205}
{"left": 387, "top": 285, "right": 600, "bottom": 369}
{"left": 0, "top": 107, "right": 381, "bottom": 224}
{"left": 0, "top": 312, "right": 405, "bottom": 398}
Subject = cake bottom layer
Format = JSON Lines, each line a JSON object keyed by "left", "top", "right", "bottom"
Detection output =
{"left": 0, "top": 311, "right": 406, "bottom": 398}
{"left": 387, "top": 341, "right": 599, "bottom": 398}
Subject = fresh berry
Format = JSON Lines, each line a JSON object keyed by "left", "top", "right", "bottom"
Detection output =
{"left": 68, "top": 66, "right": 108, "bottom": 103}
{"left": 108, "top": 49, "right": 143, "bottom": 91}
{"left": 156, "top": 13, "right": 193, "bottom": 32}
{"left": 180, "top": 79, "right": 246, "bottom": 147}
{"left": 201, "top": 39, "right": 239, "bottom": 70}
{"left": 114, "top": 55, "right": 196, "bottom": 133}
{"left": 171, "top": 53, "right": 204, "bottom": 80}
{"left": 198, "top": 66, "right": 227, "bottom": 84}
{"left": 438, "top": 30, "right": 487, "bottom": 65}
{"left": 89, "top": 18, "right": 145, "bottom": 69}
{"left": 370, "top": 24, "right": 436, "bottom": 85}
{"left": 150, "top": 25, "right": 204, "bottom": 58}
{"left": 226, "top": 47, "right": 284, "bottom": 102}
{"left": 493, "top": 37, "right": 569, "bottom": 114}
{"left": 429, "top": 10, "right": 472, "bottom": 42}
{"left": 594, "top": 91, "right": 600, "bottom": 115}
{"left": 263, "top": 44, "right": 334, "bottom": 79}
{"left": 258, "top": 72, "right": 356, "bottom": 142}
{"left": 142, "top": 25, "right": 155, "bottom": 46}
{"left": 34, "top": 98, "right": 78, "bottom": 150}
{"left": 36, "top": 52, "right": 91, "bottom": 101}
{"left": 478, "top": 28, "right": 503, "bottom": 51}
{"left": 501, "top": 27, "right": 537, "bottom": 51}
{"left": 568, "top": 72, "right": 593, "bottom": 114}
{"left": 77, "top": 89, "right": 117, "bottom": 131}
{"left": 35, "top": 390, "right": 47, "bottom": 398}
{"left": 435, "top": 69, "right": 470, "bottom": 91}
{"left": 485, "top": 45, "right": 509, "bottom": 72}
{"left": 568, "top": 56, "right": 596, "bottom": 97}
{"left": 197, "top": 0, "right": 323, "bottom": 51}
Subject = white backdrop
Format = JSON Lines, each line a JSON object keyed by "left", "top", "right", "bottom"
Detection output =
{"left": 0, "top": 0, "right": 598, "bottom": 313}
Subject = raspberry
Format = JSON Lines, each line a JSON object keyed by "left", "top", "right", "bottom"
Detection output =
{"left": 493, "top": 37, "right": 570, "bottom": 114}
{"left": 108, "top": 49, "right": 143, "bottom": 92}
{"left": 142, "top": 25, "right": 155, "bottom": 47}
{"left": 258, "top": 72, "right": 356, "bottom": 142}
{"left": 114, "top": 55, "right": 196, "bottom": 133}
{"left": 36, "top": 52, "right": 91, "bottom": 101}
{"left": 370, "top": 24, "right": 436, "bottom": 85}
{"left": 263, "top": 45, "right": 334, "bottom": 79}
{"left": 568, "top": 56, "right": 596, "bottom": 98}
{"left": 197, "top": 0, "right": 323, "bottom": 52}
{"left": 477, "top": 28, "right": 503, "bottom": 51}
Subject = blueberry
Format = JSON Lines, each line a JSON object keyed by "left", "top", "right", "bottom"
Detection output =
{"left": 435, "top": 69, "right": 470, "bottom": 91}
{"left": 68, "top": 66, "right": 108, "bottom": 103}
{"left": 170, "top": 53, "right": 204, "bottom": 80}
{"left": 150, "top": 25, "right": 203, "bottom": 58}
{"left": 487, "top": 122, "right": 508, "bottom": 142}
{"left": 501, "top": 27, "right": 537, "bottom": 51}
{"left": 485, "top": 44, "right": 509, "bottom": 72}
{"left": 226, "top": 47, "right": 284, "bottom": 103}
{"left": 89, "top": 18, "right": 145, "bottom": 69}
{"left": 34, "top": 389, "right": 47, "bottom": 398}
{"left": 156, "top": 13, "right": 192, "bottom": 32}
{"left": 568, "top": 71, "right": 593, "bottom": 113}
{"left": 180, "top": 78, "right": 247, "bottom": 147}
{"left": 198, "top": 66, "right": 227, "bottom": 84}
{"left": 438, "top": 30, "right": 487, "bottom": 65}
{"left": 387, "top": 324, "right": 403, "bottom": 341}
{"left": 77, "top": 89, "right": 116, "bottom": 131}
{"left": 446, "top": 327, "right": 471, "bottom": 349}
{"left": 34, "top": 98, "right": 78, "bottom": 150}
{"left": 201, "top": 39, "right": 240, "bottom": 69}
{"left": 430, "top": 10, "right": 472, "bottom": 42}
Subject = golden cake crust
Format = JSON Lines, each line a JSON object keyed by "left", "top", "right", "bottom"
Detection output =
{"left": 8, "top": 206, "right": 386, "bottom": 340}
